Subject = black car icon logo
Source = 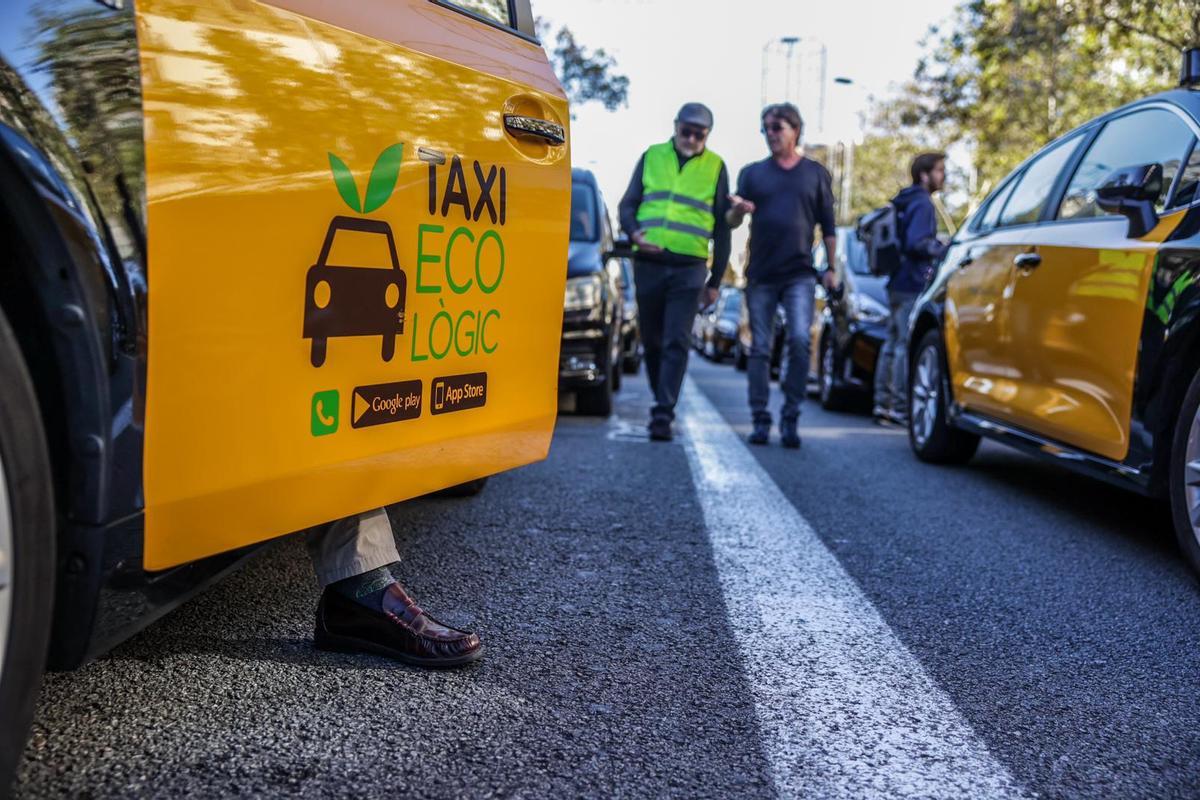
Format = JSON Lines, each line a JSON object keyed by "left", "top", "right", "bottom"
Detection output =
{"left": 303, "top": 215, "right": 407, "bottom": 367}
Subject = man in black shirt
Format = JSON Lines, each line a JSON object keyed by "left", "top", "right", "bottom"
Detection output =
{"left": 727, "top": 103, "right": 838, "bottom": 448}
{"left": 618, "top": 102, "right": 732, "bottom": 441}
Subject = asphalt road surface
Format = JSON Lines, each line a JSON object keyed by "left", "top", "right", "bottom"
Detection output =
{"left": 16, "top": 357, "right": 1200, "bottom": 799}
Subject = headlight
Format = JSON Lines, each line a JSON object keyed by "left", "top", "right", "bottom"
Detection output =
{"left": 564, "top": 274, "right": 603, "bottom": 311}
{"left": 848, "top": 292, "right": 888, "bottom": 324}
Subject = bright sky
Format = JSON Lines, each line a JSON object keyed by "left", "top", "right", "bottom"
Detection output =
{"left": 534, "top": 0, "right": 961, "bottom": 259}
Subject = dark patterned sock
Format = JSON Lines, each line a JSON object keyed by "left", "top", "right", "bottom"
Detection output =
{"left": 330, "top": 562, "right": 400, "bottom": 611}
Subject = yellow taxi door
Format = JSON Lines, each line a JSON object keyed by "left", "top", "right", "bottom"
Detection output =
{"left": 945, "top": 134, "right": 1084, "bottom": 420}
{"left": 137, "top": 0, "right": 570, "bottom": 569}
{"left": 943, "top": 224, "right": 1023, "bottom": 418}
{"left": 1004, "top": 107, "right": 1197, "bottom": 460}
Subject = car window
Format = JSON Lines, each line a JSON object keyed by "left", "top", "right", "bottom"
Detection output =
{"left": 1058, "top": 109, "right": 1195, "bottom": 220}
{"left": 1169, "top": 142, "right": 1200, "bottom": 209}
{"left": 721, "top": 291, "right": 742, "bottom": 319}
{"left": 998, "top": 134, "right": 1083, "bottom": 228}
{"left": 570, "top": 182, "right": 598, "bottom": 242}
{"left": 439, "top": 0, "right": 513, "bottom": 27}
{"left": 842, "top": 234, "right": 870, "bottom": 275}
{"left": 976, "top": 178, "right": 1018, "bottom": 233}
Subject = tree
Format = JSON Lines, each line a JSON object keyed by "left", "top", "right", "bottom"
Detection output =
{"left": 907, "top": 0, "right": 1199, "bottom": 195}
{"left": 537, "top": 20, "right": 629, "bottom": 111}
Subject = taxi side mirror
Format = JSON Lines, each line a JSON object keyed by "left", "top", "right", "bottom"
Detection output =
{"left": 1096, "top": 163, "right": 1162, "bottom": 239}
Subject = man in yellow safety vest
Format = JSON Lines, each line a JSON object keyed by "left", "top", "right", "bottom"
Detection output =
{"left": 617, "top": 102, "right": 731, "bottom": 441}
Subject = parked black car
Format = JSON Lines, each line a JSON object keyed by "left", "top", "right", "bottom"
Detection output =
{"left": 617, "top": 256, "right": 642, "bottom": 375}
{"left": 811, "top": 227, "right": 889, "bottom": 410}
{"left": 693, "top": 286, "right": 741, "bottom": 361}
{"left": 561, "top": 169, "right": 627, "bottom": 416}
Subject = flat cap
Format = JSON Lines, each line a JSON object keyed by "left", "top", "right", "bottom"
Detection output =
{"left": 675, "top": 102, "right": 714, "bottom": 129}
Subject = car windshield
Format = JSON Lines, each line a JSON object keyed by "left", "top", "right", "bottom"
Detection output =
{"left": 842, "top": 234, "right": 870, "bottom": 275}
{"left": 570, "top": 182, "right": 599, "bottom": 242}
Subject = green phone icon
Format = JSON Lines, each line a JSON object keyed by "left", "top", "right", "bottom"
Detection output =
{"left": 311, "top": 390, "right": 340, "bottom": 436}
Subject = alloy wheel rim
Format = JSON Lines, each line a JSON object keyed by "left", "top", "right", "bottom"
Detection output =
{"left": 0, "top": 448, "right": 11, "bottom": 674}
{"left": 1183, "top": 407, "right": 1200, "bottom": 550}
{"left": 910, "top": 345, "right": 940, "bottom": 447}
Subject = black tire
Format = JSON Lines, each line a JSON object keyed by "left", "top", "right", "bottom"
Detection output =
{"left": 818, "top": 332, "right": 852, "bottom": 412}
{"left": 0, "top": 306, "right": 55, "bottom": 794}
{"left": 430, "top": 477, "right": 489, "bottom": 498}
{"left": 1168, "top": 367, "right": 1200, "bottom": 578}
{"left": 908, "top": 329, "right": 979, "bottom": 464}
{"left": 577, "top": 350, "right": 614, "bottom": 417}
{"left": 734, "top": 343, "right": 748, "bottom": 371}
{"left": 621, "top": 342, "right": 641, "bottom": 375}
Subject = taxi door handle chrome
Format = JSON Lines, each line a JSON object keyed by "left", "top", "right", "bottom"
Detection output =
{"left": 1014, "top": 252, "right": 1042, "bottom": 270}
{"left": 503, "top": 114, "right": 566, "bottom": 145}
{"left": 957, "top": 255, "right": 975, "bottom": 269}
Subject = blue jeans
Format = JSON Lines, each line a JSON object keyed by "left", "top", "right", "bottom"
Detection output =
{"left": 747, "top": 277, "right": 815, "bottom": 424}
{"left": 873, "top": 290, "right": 918, "bottom": 415}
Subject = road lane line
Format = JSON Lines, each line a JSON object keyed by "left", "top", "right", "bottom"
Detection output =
{"left": 678, "top": 378, "right": 1027, "bottom": 800}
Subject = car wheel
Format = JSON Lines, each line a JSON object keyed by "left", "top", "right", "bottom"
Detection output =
{"left": 818, "top": 332, "right": 851, "bottom": 411}
{"left": 622, "top": 349, "right": 641, "bottom": 375}
{"left": 577, "top": 353, "right": 614, "bottom": 417}
{"left": 734, "top": 343, "right": 747, "bottom": 372}
{"left": 705, "top": 337, "right": 716, "bottom": 361}
{"left": 430, "top": 477, "right": 489, "bottom": 498}
{"left": 908, "top": 329, "right": 979, "bottom": 464}
{"left": 0, "top": 306, "right": 55, "bottom": 794}
{"left": 1167, "top": 366, "right": 1200, "bottom": 578}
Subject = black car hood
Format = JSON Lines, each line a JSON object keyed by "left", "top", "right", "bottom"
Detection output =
{"left": 567, "top": 240, "right": 603, "bottom": 277}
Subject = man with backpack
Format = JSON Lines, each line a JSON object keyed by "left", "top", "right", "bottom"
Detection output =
{"left": 873, "top": 152, "right": 950, "bottom": 425}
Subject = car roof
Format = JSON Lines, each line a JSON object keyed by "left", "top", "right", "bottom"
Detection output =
{"left": 571, "top": 167, "right": 597, "bottom": 186}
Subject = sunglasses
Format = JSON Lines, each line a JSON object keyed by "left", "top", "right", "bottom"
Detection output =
{"left": 761, "top": 122, "right": 791, "bottom": 134}
{"left": 677, "top": 125, "right": 709, "bottom": 141}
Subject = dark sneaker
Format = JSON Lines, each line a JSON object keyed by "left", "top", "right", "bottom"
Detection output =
{"left": 648, "top": 417, "right": 673, "bottom": 441}
{"left": 780, "top": 418, "right": 801, "bottom": 449}
{"left": 747, "top": 420, "right": 770, "bottom": 445}
{"left": 315, "top": 584, "right": 483, "bottom": 668}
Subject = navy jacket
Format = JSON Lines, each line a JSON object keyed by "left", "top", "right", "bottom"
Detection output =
{"left": 889, "top": 185, "right": 948, "bottom": 294}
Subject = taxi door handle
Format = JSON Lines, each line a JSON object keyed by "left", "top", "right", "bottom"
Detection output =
{"left": 503, "top": 114, "right": 566, "bottom": 145}
{"left": 957, "top": 254, "right": 975, "bottom": 269}
{"left": 1013, "top": 252, "right": 1042, "bottom": 270}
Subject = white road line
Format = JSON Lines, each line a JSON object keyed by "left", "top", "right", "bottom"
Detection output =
{"left": 678, "top": 378, "right": 1028, "bottom": 800}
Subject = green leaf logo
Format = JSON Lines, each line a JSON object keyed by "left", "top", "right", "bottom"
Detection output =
{"left": 327, "top": 144, "right": 405, "bottom": 215}
{"left": 328, "top": 152, "right": 362, "bottom": 213}
{"left": 363, "top": 143, "right": 404, "bottom": 213}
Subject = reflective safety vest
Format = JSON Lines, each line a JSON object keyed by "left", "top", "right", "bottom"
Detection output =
{"left": 635, "top": 140, "right": 723, "bottom": 259}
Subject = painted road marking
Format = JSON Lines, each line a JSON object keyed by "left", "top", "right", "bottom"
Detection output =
{"left": 678, "top": 378, "right": 1027, "bottom": 800}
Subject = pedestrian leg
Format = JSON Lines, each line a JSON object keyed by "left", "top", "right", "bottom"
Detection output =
{"left": 778, "top": 277, "right": 816, "bottom": 423}
{"left": 874, "top": 313, "right": 898, "bottom": 416}
{"left": 305, "top": 507, "right": 400, "bottom": 587}
{"left": 745, "top": 283, "right": 779, "bottom": 427}
{"left": 634, "top": 261, "right": 666, "bottom": 400}
{"left": 653, "top": 265, "right": 708, "bottom": 422}
{"left": 889, "top": 294, "right": 919, "bottom": 420}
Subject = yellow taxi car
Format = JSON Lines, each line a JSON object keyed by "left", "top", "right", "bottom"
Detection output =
{"left": 907, "top": 51, "right": 1200, "bottom": 575}
{"left": 0, "top": 0, "right": 569, "bottom": 786}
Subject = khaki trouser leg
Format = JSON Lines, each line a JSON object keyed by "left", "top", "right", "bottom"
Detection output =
{"left": 305, "top": 507, "right": 401, "bottom": 587}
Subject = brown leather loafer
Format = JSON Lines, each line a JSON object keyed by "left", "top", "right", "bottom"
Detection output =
{"left": 314, "top": 584, "right": 483, "bottom": 668}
